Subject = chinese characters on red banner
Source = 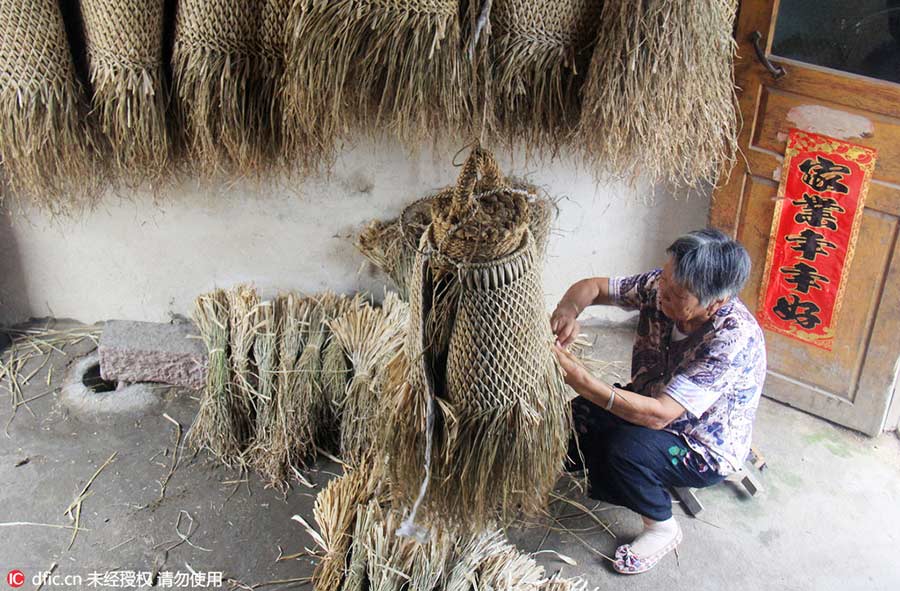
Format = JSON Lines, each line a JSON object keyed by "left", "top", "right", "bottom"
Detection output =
{"left": 758, "top": 130, "right": 877, "bottom": 351}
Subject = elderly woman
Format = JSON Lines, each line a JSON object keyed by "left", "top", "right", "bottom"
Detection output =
{"left": 551, "top": 228, "right": 766, "bottom": 575}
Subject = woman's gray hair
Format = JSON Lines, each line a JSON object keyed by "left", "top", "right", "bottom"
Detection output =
{"left": 666, "top": 229, "right": 751, "bottom": 306}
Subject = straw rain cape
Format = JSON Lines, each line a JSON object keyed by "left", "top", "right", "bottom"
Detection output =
{"left": 478, "top": 0, "right": 603, "bottom": 153}
{"left": 0, "top": 0, "right": 99, "bottom": 214}
{"left": 383, "top": 148, "right": 570, "bottom": 532}
{"left": 172, "top": 0, "right": 267, "bottom": 176}
{"left": 80, "top": 0, "right": 173, "bottom": 185}
{"left": 284, "top": 0, "right": 471, "bottom": 155}
{"left": 579, "top": 0, "right": 739, "bottom": 187}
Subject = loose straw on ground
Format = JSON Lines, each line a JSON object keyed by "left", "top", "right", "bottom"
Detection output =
{"left": 64, "top": 452, "right": 117, "bottom": 550}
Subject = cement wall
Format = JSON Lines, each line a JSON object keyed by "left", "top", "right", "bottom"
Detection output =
{"left": 0, "top": 139, "right": 709, "bottom": 327}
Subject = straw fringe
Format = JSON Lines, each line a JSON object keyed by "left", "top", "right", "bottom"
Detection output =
{"left": 481, "top": 0, "right": 603, "bottom": 154}
{"left": 579, "top": 0, "right": 739, "bottom": 187}
{"left": 80, "top": 0, "right": 173, "bottom": 185}
{"left": 284, "top": 0, "right": 470, "bottom": 156}
{"left": 172, "top": 0, "right": 268, "bottom": 177}
{"left": 0, "top": 0, "right": 100, "bottom": 215}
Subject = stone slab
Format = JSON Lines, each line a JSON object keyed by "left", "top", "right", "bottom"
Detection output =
{"left": 99, "top": 320, "right": 207, "bottom": 389}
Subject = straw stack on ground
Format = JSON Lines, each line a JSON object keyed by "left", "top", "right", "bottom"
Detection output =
{"left": 188, "top": 289, "right": 244, "bottom": 465}
{"left": 301, "top": 468, "right": 590, "bottom": 591}
{"left": 172, "top": 0, "right": 266, "bottom": 176}
{"left": 80, "top": 0, "right": 173, "bottom": 185}
{"left": 480, "top": 0, "right": 604, "bottom": 152}
{"left": 579, "top": 0, "right": 739, "bottom": 186}
{"left": 0, "top": 0, "right": 98, "bottom": 214}
{"left": 329, "top": 294, "right": 409, "bottom": 465}
{"left": 384, "top": 147, "right": 570, "bottom": 532}
{"left": 283, "top": 0, "right": 470, "bottom": 155}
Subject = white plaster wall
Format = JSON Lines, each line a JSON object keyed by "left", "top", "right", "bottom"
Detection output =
{"left": 0, "top": 139, "right": 710, "bottom": 326}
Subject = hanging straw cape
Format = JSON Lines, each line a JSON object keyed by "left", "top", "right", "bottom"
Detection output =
{"left": 172, "top": 0, "right": 268, "bottom": 176}
{"left": 477, "top": 0, "right": 603, "bottom": 153}
{"left": 80, "top": 0, "right": 173, "bottom": 185}
{"left": 0, "top": 0, "right": 99, "bottom": 214}
{"left": 382, "top": 148, "right": 570, "bottom": 532}
{"left": 578, "top": 0, "right": 739, "bottom": 187}
{"left": 284, "top": 0, "right": 471, "bottom": 156}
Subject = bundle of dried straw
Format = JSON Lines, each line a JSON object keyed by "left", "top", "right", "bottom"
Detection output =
{"left": 329, "top": 294, "right": 409, "bottom": 465}
{"left": 283, "top": 0, "right": 471, "bottom": 155}
{"left": 188, "top": 289, "right": 244, "bottom": 465}
{"left": 0, "top": 0, "right": 99, "bottom": 214}
{"left": 579, "top": 0, "right": 739, "bottom": 187}
{"left": 80, "top": 0, "right": 173, "bottom": 185}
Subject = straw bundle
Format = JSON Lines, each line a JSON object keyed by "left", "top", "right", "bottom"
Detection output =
{"left": 80, "top": 0, "right": 172, "bottom": 184}
{"left": 283, "top": 0, "right": 470, "bottom": 153}
{"left": 308, "top": 464, "right": 382, "bottom": 591}
{"left": 248, "top": 300, "right": 279, "bottom": 466}
{"left": 0, "top": 0, "right": 98, "bottom": 213}
{"left": 578, "top": 0, "right": 739, "bottom": 187}
{"left": 329, "top": 294, "right": 409, "bottom": 465}
{"left": 227, "top": 284, "right": 259, "bottom": 446}
{"left": 482, "top": 0, "right": 604, "bottom": 152}
{"left": 171, "top": 0, "right": 265, "bottom": 176}
{"left": 189, "top": 289, "right": 244, "bottom": 466}
{"left": 296, "top": 302, "right": 330, "bottom": 449}
{"left": 384, "top": 148, "right": 571, "bottom": 532}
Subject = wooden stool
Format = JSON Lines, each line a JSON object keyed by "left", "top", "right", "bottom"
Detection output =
{"left": 672, "top": 447, "right": 766, "bottom": 517}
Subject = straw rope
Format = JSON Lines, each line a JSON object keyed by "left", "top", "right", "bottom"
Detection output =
{"left": 80, "top": 0, "right": 172, "bottom": 185}
{"left": 0, "top": 0, "right": 99, "bottom": 214}
{"left": 283, "top": 0, "right": 471, "bottom": 157}
{"left": 579, "top": 0, "right": 739, "bottom": 187}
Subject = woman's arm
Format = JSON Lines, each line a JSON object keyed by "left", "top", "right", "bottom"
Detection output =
{"left": 554, "top": 345, "right": 686, "bottom": 430}
{"left": 551, "top": 277, "right": 611, "bottom": 346}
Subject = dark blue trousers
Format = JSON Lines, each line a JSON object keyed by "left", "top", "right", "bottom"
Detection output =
{"left": 567, "top": 395, "right": 724, "bottom": 521}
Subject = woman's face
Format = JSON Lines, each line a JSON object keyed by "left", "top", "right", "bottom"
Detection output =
{"left": 658, "top": 257, "right": 705, "bottom": 324}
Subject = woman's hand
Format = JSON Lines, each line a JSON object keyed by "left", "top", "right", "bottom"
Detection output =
{"left": 550, "top": 301, "right": 581, "bottom": 347}
{"left": 554, "top": 344, "right": 589, "bottom": 390}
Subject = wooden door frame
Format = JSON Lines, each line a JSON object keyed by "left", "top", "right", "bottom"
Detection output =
{"left": 713, "top": 0, "right": 900, "bottom": 435}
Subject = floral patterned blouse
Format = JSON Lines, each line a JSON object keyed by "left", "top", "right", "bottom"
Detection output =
{"left": 609, "top": 269, "right": 767, "bottom": 475}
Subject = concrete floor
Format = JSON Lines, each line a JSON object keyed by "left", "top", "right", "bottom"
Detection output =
{"left": 1, "top": 321, "right": 899, "bottom": 590}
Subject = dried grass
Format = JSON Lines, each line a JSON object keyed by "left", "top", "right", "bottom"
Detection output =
{"left": 0, "top": 0, "right": 100, "bottom": 215}
{"left": 283, "top": 0, "right": 471, "bottom": 157}
{"left": 578, "top": 0, "right": 739, "bottom": 187}
{"left": 329, "top": 294, "right": 409, "bottom": 465}
{"left": 80, "top": 0, "right": 173, "bottom": 185}
{"left": 188, "top": 289, "right": 245, "bottom": 466}
{"left": 171, "top": 0, "right": 267, "bottom": 177}
{"left": 227, "top": 284, "right": 259, "bottom": 446}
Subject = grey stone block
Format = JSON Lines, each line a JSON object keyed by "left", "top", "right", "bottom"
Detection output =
{"left": 99, "top": 320, "right": 207, "bottom": 389}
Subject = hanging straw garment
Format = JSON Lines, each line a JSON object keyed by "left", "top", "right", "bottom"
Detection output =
{"left": 172, "top": 0, "right": 266, "bottom": 176}
{"left": 80, "top": 0, "right": 172, "bottom": 185}
{"left": 258, "top": 0, "right": 296, "bottom": 171}
{"left": 578, "top": 0, "right": 739, "bottom": 187}
{"left": 0, "top": 0, "right": 98, "bottom": 214}
{"left": 480, "top": 0, "right": 604, "bottom": 152}
{"left": 384, "top": 148, "right": 570, "bottom": 532}
{"left": 284, "top": 0, "right": 470, "bottom": 155}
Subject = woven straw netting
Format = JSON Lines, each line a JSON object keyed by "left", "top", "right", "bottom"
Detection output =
{"left": 486, "top": 0, "right": 604, "bottom": 150}
{"left": 0, "top": 0, "right": 98, "bottom": 213}
{"left": 172, "top": 0, "right": 269, "bottom": 175}
{"left": 283, "top": 0, "right": 470, "bottom": 160}
{"left": 431, "top": 147, "right": 530, "bottom": 262}
{"left": 578, "top": 0, "right": 739, "bottom": 187}
{"left": 391, "top": 229, "right": 570, "bottom": 530}
{"left": 80, "top": 0, "right": 172, "bottom": 183}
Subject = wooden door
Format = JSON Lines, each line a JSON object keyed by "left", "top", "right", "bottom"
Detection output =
{"left": 712, "top": 0, "right": 900, "bottom": 435}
